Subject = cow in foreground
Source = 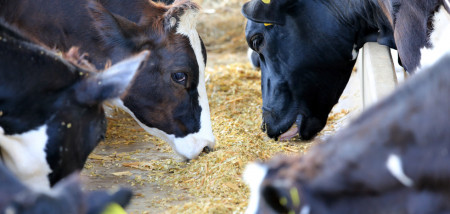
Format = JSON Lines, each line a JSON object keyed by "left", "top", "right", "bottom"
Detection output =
{"left": 0, "top": 20, "right": 148, "bottom": 188}
{"left": 0, "top": 161, "right": 133, "bottom": 214}
{"left": 243, "top": 54, "right": 450, "bottom": 214}
{"left": 242, "top": 0, "right": 450, "bottom": 141}
{"left": 0, "top": 0, "right": 215, "bottom": 160}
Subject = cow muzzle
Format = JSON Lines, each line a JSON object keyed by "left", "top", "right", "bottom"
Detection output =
{"left": 173, "top": 134, "right": 216, "bottom": 160}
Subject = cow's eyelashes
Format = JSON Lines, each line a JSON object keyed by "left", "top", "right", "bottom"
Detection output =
{"left": 250, "top": 34, "right": 264, "bottom": 52}
{"left": 171, "top": 72, "right": 187, "bottom": 85}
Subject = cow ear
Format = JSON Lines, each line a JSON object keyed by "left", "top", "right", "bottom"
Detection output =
{"left": 241, "top": 0, "right": 296, "bottom": 25}
{"left": 75, "top": 51, "right": 149, "bottom": 105}
{"left": 163, "top": 0, "right": 200, "bottom": 32}
{"left": 87, "top": 0, "right": 138, "bottom": 50}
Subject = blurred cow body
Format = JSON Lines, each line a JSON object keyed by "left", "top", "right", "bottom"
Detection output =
{"left": 0, "top": 0, "right": 215, "bottom": 160}
{"left": 0, "top": 20, "right": 148, "bottom": 187}
{"left": 0, "top": 161, "right": 133, "bottom": 214}
{"left": 244, "top": 54, "right": 450, "bottom": 214}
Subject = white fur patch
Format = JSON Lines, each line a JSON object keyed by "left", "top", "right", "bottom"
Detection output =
{"left": 244, "top": 163, "right": 268, "bottom": 214}
{"left": 175, "top": 9, "right": 215, "bottom": 158}
{"left": 247, "top": 48, "right": 258, "bottom": 68}
{"left": 0, "top": 126, "right": 51, "bottom": 192}
{"left": 247, "top": 48, "right": 254, "bottom": 64}
{"left": 300, "top": 205, "right": 311, "bottom": 214}
{"left": 418, "top": 6, "right": 450, "bottom": 71}
{"left": 352, "top": 44, "right": 359, "bottom": 60}
{"left": 386, "top": 154, "right": 414, "bottom": 187}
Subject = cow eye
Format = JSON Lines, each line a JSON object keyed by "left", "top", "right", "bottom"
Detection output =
{"left": 171, "top": 72, "right": 187, "bottom": 85}
{"left": 250, "top": 34, "right": 264, "bottom": 52}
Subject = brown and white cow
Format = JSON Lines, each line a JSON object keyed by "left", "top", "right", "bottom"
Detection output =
{"left": 0, "top": 0, "right": 215, "bottom": 160}
{"left": 243, "top": 54, "right": 450, "bottom": 214}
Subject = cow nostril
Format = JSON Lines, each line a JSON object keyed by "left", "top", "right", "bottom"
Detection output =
{"left": 202, "top": 146, "right": 213, "bottom": 154}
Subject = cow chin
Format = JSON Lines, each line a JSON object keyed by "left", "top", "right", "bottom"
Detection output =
{"left": 297, "top": 115, "right": 326, "bottom": 140}
{"left": 265, "top": 114, "right": 325, "bottom": 141}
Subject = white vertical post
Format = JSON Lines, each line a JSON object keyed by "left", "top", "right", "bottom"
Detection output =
{"left": 360, "top": 42, "right": 398, "bottom": 108}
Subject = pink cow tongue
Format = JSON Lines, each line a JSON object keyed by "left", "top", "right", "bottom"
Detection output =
{"left": 279, "top": 115, "right": 303, "bottom": 141}
{"left": 279, "top": 124, "right": 298, "bottom": 141}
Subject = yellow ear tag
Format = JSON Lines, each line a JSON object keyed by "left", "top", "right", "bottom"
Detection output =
{"left": 101, "top": 203, "right": 127, "bottom": 214}
{"left": 264, "top": 23, "right": 273, "bottom": 26}
{"left": 262, "top": 0, "right": 271, "bottom": 4}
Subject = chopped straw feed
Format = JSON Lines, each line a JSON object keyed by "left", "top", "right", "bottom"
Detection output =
{"left": 85, "top": 62, "right": 349, "bottom": 213}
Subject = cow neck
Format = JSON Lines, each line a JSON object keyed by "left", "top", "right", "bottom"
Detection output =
{"left": 318, "top": 0, "right": 393, "bottom": 49}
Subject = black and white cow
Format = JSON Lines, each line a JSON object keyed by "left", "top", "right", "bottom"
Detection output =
{"left": 243, "top": 54, "right": 450, "bottom": 214}
{"left": 0, "top": 161, "right": 133, "bottom": 214}
{"left": 242, "top": 0, "right": 450, "bottom": 140}
{"left": 0, "top": 20, "right": 148, "bottom": 189}
{"left": 0, "top": 0, "right": 215, "bottom": 160}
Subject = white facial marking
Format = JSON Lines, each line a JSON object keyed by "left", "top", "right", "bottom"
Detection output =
{"left": 300, "top": 205, "right": 311, "bottom": 214}
{"left": 113, "top": 99, "right": 211, "bottom": 160}
{"left": 418, "top": 6, "right": 450, "bottom": 72}
{"left": 247, "top": 48, "right": 259, "bottom": 68}
{"left": 0, "top": 126, "right": 51, "bottom": 192}
{"left": 244, "top": 163, "right": 268, "bottom": 214}
{"left": 247, "top": 48, "right": 254, "bottom": 64}
{"left": 111, "top": 99, "right": 176, "bottom": 147}
{"left": 352, "top": 44, "right": 358, "bottom": 60}
{"left": 386, "top": 154, "right": 414, "bottom": 187}
{"left": 175, "top": 9, "right": 215, "bottom": 158}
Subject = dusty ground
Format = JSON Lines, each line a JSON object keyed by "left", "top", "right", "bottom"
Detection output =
{"left": 81, "top": 0, "right": 363, "bottom": 213}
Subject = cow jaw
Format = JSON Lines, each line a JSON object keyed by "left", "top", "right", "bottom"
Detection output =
{"left": 112, "top": 99, "right": 214, "bottom": 160}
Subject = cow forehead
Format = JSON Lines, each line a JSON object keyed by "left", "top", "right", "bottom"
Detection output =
{"left": 175, "top": 10, "right": 205, "bottom": 74}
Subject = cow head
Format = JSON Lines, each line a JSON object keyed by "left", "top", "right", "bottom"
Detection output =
{"left": 242, "top": 0, "right": 395, "bottom": 140}
{"left": 0, "top": 162, "right": 133, "bottom": 214}
{"left": 0, "top": 21, "right": 149, "bottom": 187}
{"left": 244, "top": 156, "right": 308, "bottom": 214}
{"left": 45, "top": 52, "right": 149, "bottom": 185}
{"left": 87, "top": 0, "right": 214, "bottom": 160}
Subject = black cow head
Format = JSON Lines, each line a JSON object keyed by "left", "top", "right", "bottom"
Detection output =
{"left": 242, "top": 0, "right": 395, "bottom": 140}
{"left": 87, "top": 0, "right": 215, "bottom": 160}
{"left": 0, "top": 20, "right": 148, "bottom": 187}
